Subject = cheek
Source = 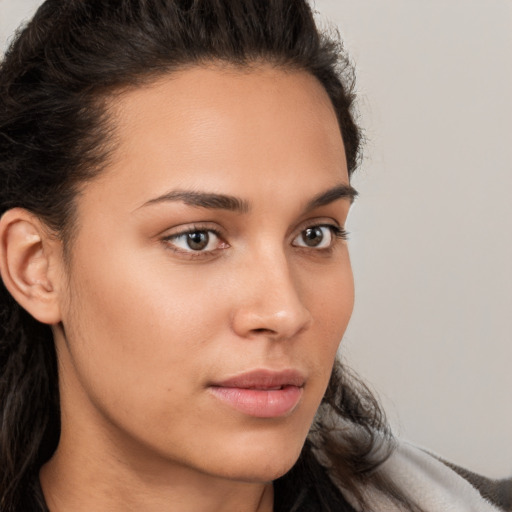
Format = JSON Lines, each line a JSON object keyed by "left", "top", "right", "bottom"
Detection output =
{"left": 298, "top": 252, "right": 354, "bottom": 389}
{"left": 61, "top": 241, "right": 229, "bottom": 425}
{"left": 306, "top": 252, "right": 354, "bottom": 341}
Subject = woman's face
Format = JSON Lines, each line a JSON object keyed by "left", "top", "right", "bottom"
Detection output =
{"left": 53, "top": 65, "right": 355, "bottom": 483}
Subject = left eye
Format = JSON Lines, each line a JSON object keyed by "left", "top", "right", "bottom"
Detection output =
{"left": 292, "top": 225, "right": 340, "bottom": 249}
{"left": 165, "top": 229, "right": 224, "bottom": 252}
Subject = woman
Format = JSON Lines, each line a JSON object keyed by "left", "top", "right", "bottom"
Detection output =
{"left": 0, "top": 1, "right": 509, "bottom": 511}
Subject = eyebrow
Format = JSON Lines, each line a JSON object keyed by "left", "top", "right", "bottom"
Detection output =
{"left": 139, "top": 190, "right": 250, "bottom": 213}
{"left": 138, "top": 183, "right": 357, "bottom": 214}
{"left": 304, "top": 184, "right": 358, "bottom": 211}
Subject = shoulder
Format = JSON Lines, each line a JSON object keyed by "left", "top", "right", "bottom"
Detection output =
{"left": 353, "top": 440, "right": 511, "bottom": 512}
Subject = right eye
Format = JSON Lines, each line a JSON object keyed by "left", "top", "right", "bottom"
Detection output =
{"left": 163, "top": 228, "right": 227, "bottom": 254}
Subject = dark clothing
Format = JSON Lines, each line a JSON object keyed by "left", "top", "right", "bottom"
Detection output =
{"left": 441, "top": 459, "right": 512, "bottom": 511}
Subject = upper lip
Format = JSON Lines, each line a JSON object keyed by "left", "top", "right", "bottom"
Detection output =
{"left": 210, "top": 369, "right": 306, "bottom": 389}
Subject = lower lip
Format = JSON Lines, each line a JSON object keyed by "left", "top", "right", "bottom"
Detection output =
{"left": 209, "top": 385, "right": 303, "bottom": 418}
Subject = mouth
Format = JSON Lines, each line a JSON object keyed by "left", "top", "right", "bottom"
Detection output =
{"left": 208, "top": 369, "right": 305, "bottom": 418}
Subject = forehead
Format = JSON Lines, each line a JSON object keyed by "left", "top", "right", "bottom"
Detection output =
{"left": 113, "top": 64, "right": 339, "bottom": 130}
{"left": 84, "top": 65, "right": 348, "bottom": 211}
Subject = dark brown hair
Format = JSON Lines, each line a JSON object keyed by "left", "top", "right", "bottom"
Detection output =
{"left": 0, "top": 1, "right": 416, "bottom": 510}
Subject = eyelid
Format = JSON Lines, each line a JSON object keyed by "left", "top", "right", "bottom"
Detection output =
{"left": 160, "top": 221, "right": 224, "bottom": 239}
{"left": 293, "top": 216, "right": 347, "bottom": 236}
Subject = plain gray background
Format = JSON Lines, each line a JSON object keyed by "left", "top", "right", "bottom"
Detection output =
{"left": 1, "top": 0, "right": 511, "bottom": 477}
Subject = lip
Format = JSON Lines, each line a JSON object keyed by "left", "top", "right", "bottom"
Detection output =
{"left": 208, "top": 369, "right": 305, "bottom": 418}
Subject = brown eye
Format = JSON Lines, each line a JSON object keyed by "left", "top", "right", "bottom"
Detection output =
{"left": 302, "top": 227, "right": 324, "bottom": 247}
{"left": 165, "top": 229, "right": 225, "bottom": 253}
{"left": 292, "top": 225, "right": 338, "bottom": 249}
{"left": 187, "top": 231, "right": 209, "bottom": 250}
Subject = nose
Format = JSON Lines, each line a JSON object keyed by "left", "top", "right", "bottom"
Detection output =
{"left": 230, "top": 252, "right": 312, "bottom": 341}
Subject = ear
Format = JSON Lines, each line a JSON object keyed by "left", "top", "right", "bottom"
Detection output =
{"left": 0, "top": 208, "right": 63, "bottom": 325}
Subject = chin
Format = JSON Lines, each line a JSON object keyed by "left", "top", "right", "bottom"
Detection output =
{"left": 221, "top": 457, "right": 301, "bottom": 484}
{"left": 197, "top": 405, "right": 319, "bottom": 483}
{"left": 205, "top": 433, "right": 306, "bottom": 483}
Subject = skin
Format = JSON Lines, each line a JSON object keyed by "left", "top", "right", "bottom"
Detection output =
{"left": 4, "top": 65, "right": 355, "bottom": 511}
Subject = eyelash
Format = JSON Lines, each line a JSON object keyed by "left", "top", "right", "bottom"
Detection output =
{"left": 161, "top": 223, "right": 348, "bottom": 258}
{"left": 297, "top": 224, "right": 348, "bottom": 244}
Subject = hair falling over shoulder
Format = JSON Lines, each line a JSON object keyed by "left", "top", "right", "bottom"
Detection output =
{"left": 0, "top": 1, "right": 417, "bottom": 511}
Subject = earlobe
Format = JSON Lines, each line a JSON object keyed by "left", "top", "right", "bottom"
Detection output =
{"left": 0, "top": 208, "right": 62, "bottom": 325}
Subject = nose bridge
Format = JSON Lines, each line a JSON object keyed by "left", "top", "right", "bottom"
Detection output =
{"left": 231, "top": 245, "right": 312, "bottom": 340}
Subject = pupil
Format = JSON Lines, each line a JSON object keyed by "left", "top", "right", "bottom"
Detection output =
{"left": 303, "top": 227, "right": 323, "bottom": 247}
{"left": 187, "top": 231, "right": 209, "bottom": 250}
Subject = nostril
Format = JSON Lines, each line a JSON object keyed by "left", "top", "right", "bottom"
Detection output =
{"left": 251, "top": 328, "right": 276, "bottom": 335}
